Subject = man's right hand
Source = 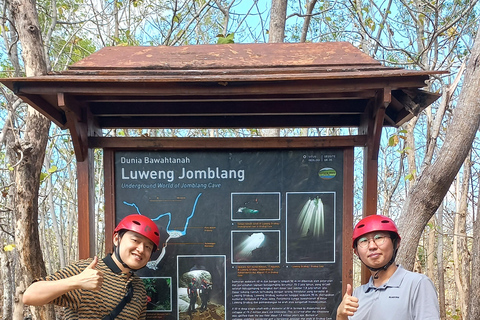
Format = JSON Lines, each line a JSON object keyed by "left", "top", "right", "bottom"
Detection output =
{"left": 336, "top": 284, "right": 359, "bottom": 319}
{"left": 74, "top": 256, "right": 104, "bottom": 291}
{"left": 23, "top": 256, "right": 104, "bottom": 306}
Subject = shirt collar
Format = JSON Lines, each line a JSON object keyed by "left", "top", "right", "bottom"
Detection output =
{"left": 103, "top": 253, "right": 126, "bottom": 274}
{"left": 364, "top": 265, "right": 406, "bottom": 292}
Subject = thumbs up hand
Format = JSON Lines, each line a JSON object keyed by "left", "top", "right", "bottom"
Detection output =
{"left": 336, "top": 284, "right": 359, "bottom": 319}
{"left": 87, "top": 256, "right": 99, "bottom": 269}
{"left": 73, "top": 256, "right": 104, "bottom": 291}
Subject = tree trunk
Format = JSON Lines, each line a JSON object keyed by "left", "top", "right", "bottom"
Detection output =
{"left": 300, "top": 0, "right": 318, "bottom": 42}
{"left": 0, "top": 249, "right": 14, "bottom": 319}
{"left": 426, "top": 216, "right": 435, "bottom": 280}
{"left": 13, "top": 110, "right": 53, "bottom": 320}
{"left": 467, "top": 178, "right": 480, "bottom": 318}
{"left": 268, "top": 0, "right": 287, "bottom": 43}
{"left": 1, "top": 7, "right": 22, "bottom": 77}
{"left": 403, "top": 119, "right": 418, "bottom": 189}
{"left": 436, "top": 203, "right": 446, "bottom": 320}
{"left": 1, "top": 96, "right": 18, "bottom": 319}
{"left": 459, "top": 156, "right": 471, "bottom": 320}
{"left": 452, "top": 179, "right": 464, "bottom": 319}
{"left": 422, "top": 63, "right": 464, "bottom": 169}
{"left": 263, "top": 0, "right": 287, "bottom": 138}
{"left": 45, "top": 148, "right": 66, "bottom": 269}
{"left": 453, "top": 156, "right": 471, "bottom": 320}
{"left": 396, "top": 24, "right": 480, "bottom": 271}
{"left": 10, "top": 0, "right": 54, "bottom": 319}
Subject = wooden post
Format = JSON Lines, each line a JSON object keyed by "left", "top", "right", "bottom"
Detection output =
{"left": 103, "top": 149, "right": 116, "bottom": 255}
{"left": 343, "top": 147, "right": 354, "bottom": 293}
{"left": 61, "top": 94, "right": 100, "bottom": 259}
{"left": 77, "top": 149, "right": 96, "bottom": 259}
{"left": 359, "top": 88, "right": 390, "bottom": 283}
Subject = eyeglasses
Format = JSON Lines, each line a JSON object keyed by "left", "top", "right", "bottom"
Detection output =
{"left": 357, "top": 234, "right": 390, "bottom": 248}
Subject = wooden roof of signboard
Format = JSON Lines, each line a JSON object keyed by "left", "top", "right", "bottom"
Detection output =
{"left": 1, "top": 42, "right": 445, "bottom": 160}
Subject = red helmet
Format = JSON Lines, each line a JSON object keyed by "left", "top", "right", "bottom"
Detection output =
{"left": 352, "top": 215, "right": 400, "bottom": 248}
{"left": 114, "top": 214, "right": 160, "bottom": 250}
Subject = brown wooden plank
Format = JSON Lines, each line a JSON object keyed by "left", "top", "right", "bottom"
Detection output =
{"left": 10, "top": 77, "right": 431, "bottom": 96}
{"left": 77, "top": 149, "right": 96, "bottom": 259}
{"left": 88, "top": 136, "right": 368, "bottom": 149}
{"left": 69, "top": 42, "right": 381, "bottom": 70}
{"left": 80, "top": 90, "right": 377, "bottom": 102}
{"left": 35, "top": 70, "right": 433, "bottom": 84}
{"left": 368, "top": 89, "right": 390, "bottom": 160}
{"left": 103, "top": 149, "right": 116, "bottom": 256}
{"left": 89, "top": 99, "right": 369, "bottom": 116}
{"left": 18, "top": 93, "right": 66, "bottom": 129}
{"left": 343, "top": 147, "right": 354, "bottom": 294}
{"left": 59, "top": 93, "right": 88, "bottom": 162}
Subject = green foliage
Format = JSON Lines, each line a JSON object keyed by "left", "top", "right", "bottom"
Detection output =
{"left": 40, "top": 166, "right": 58, "bottom": 183}
{"left": 49, "top": 36, "right": 97, "bottom": 71}
{"left": 40, "top": 172, "right": 48, "bottom": 183}
{"left": 0, "top": 59, "right": 21, "bottom": 78}
{"left": 173, "top": 14, "right": 182, "bottom": 24}
{"left": 388, "top": 135, "right": 399, "bottom": 147}
{"left": 404, "top": 170, "right": 416, "bottom": 181}
{"left": 386, "top": 129, "right": 418, "bottom": 182}
{"left": 446, "top": 309, "right": 461, "bottom": 320}
{"left": 416, "top": 244, "right": 426, "bottom": 269}
{"left": 131, "top": 0, "right": 144, "bottom": 7}
{"left": 217, "top": 33, "right": 235, "bottom": 44}
{"left": 143, "top": 278, "right": 158, "bottom": 293}
{"left": 3, "top": 244, "right": 15, "bottom": 252}
{"left": 365, "top": 17, "right": 375, "bottom": 32}
{"left": 111, "top": 30, "right": 141, "bottom": 47}
{"left": 387, "top": 130, "right": 407, "bottom": 148}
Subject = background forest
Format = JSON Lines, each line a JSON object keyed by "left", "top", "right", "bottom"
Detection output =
{"left": 0, "top": 0, "right": 480, "bottom": 319}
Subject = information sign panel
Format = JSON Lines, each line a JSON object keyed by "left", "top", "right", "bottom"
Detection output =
{"left": 114, "top": 149, "right": 346, "bottom": 319}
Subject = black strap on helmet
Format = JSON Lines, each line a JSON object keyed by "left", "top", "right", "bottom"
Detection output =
{"left": 114, "top": 231, "right": 141, "bottom": 271}
{"left": 361, "top": 237, "right": 399, "bottom": 279}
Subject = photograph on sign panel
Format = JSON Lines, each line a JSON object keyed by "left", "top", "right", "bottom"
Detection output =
{"left": 231, "top": 230, "right": 281, "bottom": 264}
{"left": 141, "top": 277, "right": 172, "bottom": 313}
{"left": 231, "top": 192, "right": 281, "bottom": 221}
{"left": 285, "top": 192, "right": 336, "bottom": 263}
{"left": 177, "top": 255, "right": 226, "bottom": 320}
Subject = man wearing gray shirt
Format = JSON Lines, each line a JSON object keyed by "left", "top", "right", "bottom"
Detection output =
{"left": 336, "top": 215, "right": 440, "bottom": 320}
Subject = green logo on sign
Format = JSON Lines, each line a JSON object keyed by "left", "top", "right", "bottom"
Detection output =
{"left": 318, "top": 168, "right": 336, "bottom": 179}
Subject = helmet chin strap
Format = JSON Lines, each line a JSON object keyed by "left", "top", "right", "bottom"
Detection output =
{"left": 114, "top": 235, "right": 139, "bottom": 272}
{"left": 361, "top": 239, "right": 399, "bottom": 280}
{"left": 368, "top": 256, "right": 395, "bottom": 279}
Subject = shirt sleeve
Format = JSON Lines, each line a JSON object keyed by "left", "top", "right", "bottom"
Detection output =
{"left": 412, "top": 276, "right": 440, "bottom": 320}
{"left": 42, "top": 259, "right": 92, "bottom": 311}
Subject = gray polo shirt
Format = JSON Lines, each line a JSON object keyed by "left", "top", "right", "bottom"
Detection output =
{"left": 350, "top": 265, "right": 439, "bottom": 320}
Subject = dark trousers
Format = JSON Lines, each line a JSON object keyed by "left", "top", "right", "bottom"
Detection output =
{"left": 189, "top": 295, "right": 196, "bottom": 311}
